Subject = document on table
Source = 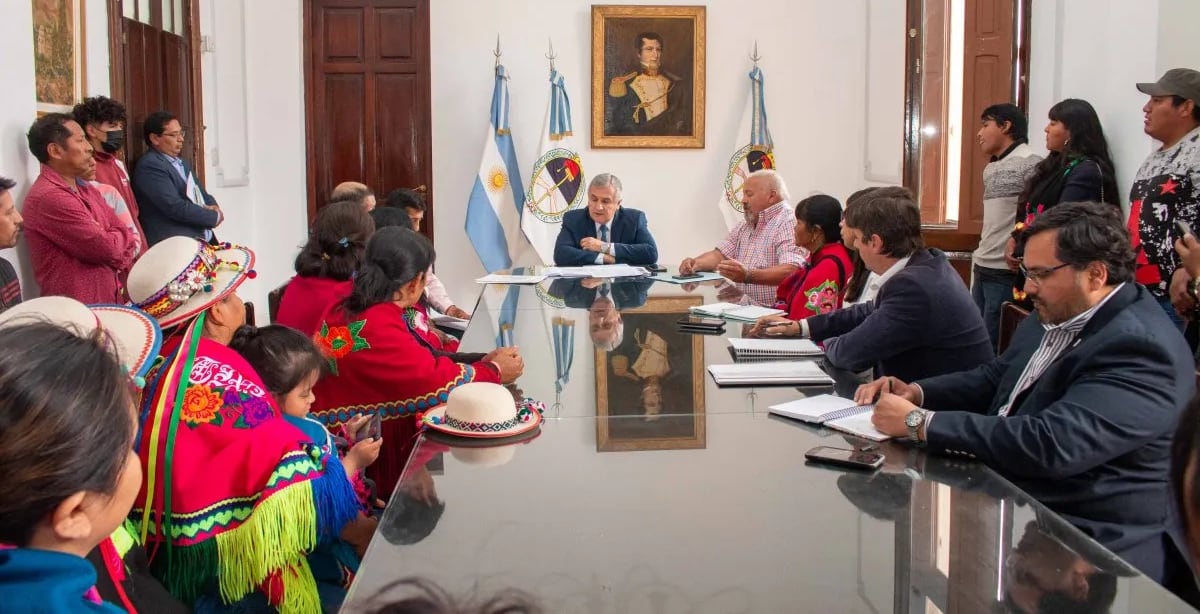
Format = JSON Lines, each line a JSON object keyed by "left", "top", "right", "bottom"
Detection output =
{"left": 690, "top": 302, "right": 785, "bottom": 322}
{"left": 542, "top": 264, "right": 650, "bottom": 279}
{"left": 431, "top": 313, "right": 469, "bottom": 331}
{"left": 768, "top": 394, "right": 890, "bottom": 441}
{"left": 475, "top": 273, "right": 548, "bottom": 284}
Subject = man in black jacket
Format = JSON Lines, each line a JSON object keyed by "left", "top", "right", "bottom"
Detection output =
{"left": 860, "top": 201, "right": 1196, "bottom": 585}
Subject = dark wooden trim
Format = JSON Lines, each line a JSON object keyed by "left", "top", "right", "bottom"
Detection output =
{"left": 302, "top": 0, "right": 318, "bottom": 225}
{"left": 187, "top": 0, "right": 205, "bottom": 182}
{"left": 902, "top": 0, "right": 922, "bottom": 194}
{"left": 416, "top": 0, "right": 433, "bottom": 241}
{"left": 106, "top": 0, "right": 126, "bottom": 120}
{"left": 1014, "top": 0, "right": 1033, "bottom": 111}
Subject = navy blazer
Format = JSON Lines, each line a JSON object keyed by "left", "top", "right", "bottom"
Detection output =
{"left": 919, "top": 283, "right": 1196, "bottom": 580}
{"left": 547, "top": 278, "right": 652, "bottom": 310}
{"left": 131, "top": 150, "right": 220, "bottom": 246}
{"left": 806, "top": 249, "right": 993, "bottom": 381}
{"left": 553, "top": 207, "right": 658, "bottom": 266}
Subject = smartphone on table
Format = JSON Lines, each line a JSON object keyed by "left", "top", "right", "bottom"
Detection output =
{"left": 646, "top": 264, "right": 668, "bottom": 273}
{"left": 354, "top": 412, "right": 382, "bottom": 442}
{"left": 804, "top": 445, "right": 883, "bottom": 471}
{"left": 672, "top": 272, "right": 702, "bottom": 280}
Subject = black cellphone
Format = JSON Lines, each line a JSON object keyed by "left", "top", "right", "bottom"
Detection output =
{"left": 672, "top": 272, "right": 703, "bottom": 280}
{"left": 804, "top": 446, "right": 884, "bottom": 471}
{"left": 647, "top": 264, "right": 668, "bottom": 272}
{"left": 678, "top": 315, "right": 725, "bottom": 327}
{"left": 354, "top": 413, "right": 383, "bottom": 442}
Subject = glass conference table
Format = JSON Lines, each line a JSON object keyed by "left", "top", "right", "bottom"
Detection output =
{"left": 348, "top": 277, "right": 1197, "bottom": 613}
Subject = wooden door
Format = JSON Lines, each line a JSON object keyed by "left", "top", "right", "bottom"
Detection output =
{"left": 108, "top": 0, "right": 204, "bottom": 172}
{"left": 304, "top": 0, "right": 433, "bottom": 241}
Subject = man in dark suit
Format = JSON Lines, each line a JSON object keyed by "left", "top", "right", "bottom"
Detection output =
{"left": 860, "top": 202, "right": 1196, "bottom": 587}
{"left": 553, "top": 173, "right": 658, "bottom": 266}
{"left": 131, "top": 110, "right": 222, "bottom": 246}
{"left": 753, "top": 192, "right": 993, "bottom": 381}
{"left": 547, "top": 277, "right": 653, "bottom": 351}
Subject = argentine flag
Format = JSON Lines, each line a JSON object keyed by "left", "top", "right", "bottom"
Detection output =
{"left": 466, "top": 63, "right": 530, "bottom": 272}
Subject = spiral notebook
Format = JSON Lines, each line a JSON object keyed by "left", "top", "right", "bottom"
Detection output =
{"left": 728, "top": 338, "right": 823, "bottom": 359}
{"left": 768, "top": 394, "right": 891, "bottom": 441}
{"left": 706, "top": 361, "right": 834, "bottom": 386}
{"left": 689, "top": 302, "right": 785, "bottom": 322}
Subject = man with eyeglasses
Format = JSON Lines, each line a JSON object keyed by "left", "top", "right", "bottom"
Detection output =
{"left": 856, "top": 201, "right": 1196, "bottom": 589}
{"left": 132, "top": 110, "right": 223, "bottom": 246}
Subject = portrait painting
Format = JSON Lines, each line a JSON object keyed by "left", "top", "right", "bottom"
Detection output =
{"left": 595, "top": 296, "right": 705, "bottom": 452}
{"left": 591, "top": 5, "right": 705, "bottom": 148}
{"left": 32, "top": 0, "right": 86, "bottom": 115}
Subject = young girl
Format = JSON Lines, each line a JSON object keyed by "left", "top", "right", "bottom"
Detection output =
{"left": 0, "top": 323, "right": 145, "bottom": 612}
{"left": 230, "top": 324, "right": 382, "bottom": 603}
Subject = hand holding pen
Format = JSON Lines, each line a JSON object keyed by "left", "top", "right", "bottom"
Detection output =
{"left": 750, "top": 315, "right": 799, "bottom": 337}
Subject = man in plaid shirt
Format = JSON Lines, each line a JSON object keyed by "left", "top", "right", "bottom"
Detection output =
{"left": 679, "top": 170, "right": 806, "bottom": 306}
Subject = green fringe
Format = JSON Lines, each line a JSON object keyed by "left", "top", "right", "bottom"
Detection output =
{"left": 279, "top": 557, "right": 321, "bottom": 614}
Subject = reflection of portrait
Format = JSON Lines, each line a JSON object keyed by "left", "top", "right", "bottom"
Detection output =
{"left": 595, "top": 296, "right": 704, "bottom": 451}
{"left": 33, "top": 0, "right": 86, "bottom": 114}
{"left": 591, "top": 5, "right": 705, "bottom": 148}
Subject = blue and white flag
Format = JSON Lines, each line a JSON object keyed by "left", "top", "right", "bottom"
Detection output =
{"left": 523, "top": 68, "right": 585, "bottom": 265}
{"left": 466, "top": 63, "right": 530, "bottom": 272}
{"left": 718, "top": 65, "right": 777, "bottom": 230}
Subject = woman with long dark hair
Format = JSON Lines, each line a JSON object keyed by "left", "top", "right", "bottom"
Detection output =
{"left": 1010, "top": 98, "right": 1121, "bottom": 302}
{"left": 276, "top": 201, "right": 376, "bottom": 334}
{"left": 310, "top": 227, "right": 525, "bottom": 498}
{"left": 769, "top": 194, "right": 853, "bottom": 319}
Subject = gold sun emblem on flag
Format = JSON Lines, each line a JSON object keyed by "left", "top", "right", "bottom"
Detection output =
{"left": 487, "top": 166, "right": 508, "bottom": 193}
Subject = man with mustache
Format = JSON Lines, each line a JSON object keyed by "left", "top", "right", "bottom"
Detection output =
{"left": 21, "top": 114, "right": 139, "bottom": 304}
{"left": 0, "top": 176, "right": 23, "bottom": 312}
{"left": 607, "top": 32, "right": 690, "bottom": 136}
{"left": 858, "top": 201, "right": 1195, "bottom": 586}
{"left": 73, "top": 95, "right": 146, "bottom": 247}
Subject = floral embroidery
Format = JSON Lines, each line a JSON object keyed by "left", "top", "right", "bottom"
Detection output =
{"left": 804, "top": 280, "right": 841, "bottom": 315}
{"left": 219, "top": 389, "right": 276, "bottom": 429}
{"left": 181, "top": 384, "right": 223, "bottom": 426}
{"left": 316, "top": 319, "right": 371, "bottom": 375}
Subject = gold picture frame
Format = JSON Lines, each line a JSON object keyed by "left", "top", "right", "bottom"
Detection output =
{"left": 595, "top": 296, "right": 705, "bottom": 452}
{"left": 591, "top": 5, "right": 705, "bottom": 148}
{"left": 33, "top": 0, "right": 87, "bottom": 115}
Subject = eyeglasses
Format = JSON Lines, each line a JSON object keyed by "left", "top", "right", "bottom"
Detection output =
{"left": 160, "top": 131, "right": 186, "bottom": 139}
{"left": 1019, "top": 262, "right": 1071, "bottom": 284}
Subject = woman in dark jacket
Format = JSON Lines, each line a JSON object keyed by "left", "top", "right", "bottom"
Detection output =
{"left": 1009, "top": 98, "right": 1121, "bottom": 303}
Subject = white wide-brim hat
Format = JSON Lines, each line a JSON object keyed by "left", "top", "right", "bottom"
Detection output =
{"left": 126, "top": 236, "right": 256, "bottom": 329}
{"left": 421, "top": 382, "right": 544, "bottom": 439}
{"left": 0, "top": 296, "right": 162, "bottom": 379}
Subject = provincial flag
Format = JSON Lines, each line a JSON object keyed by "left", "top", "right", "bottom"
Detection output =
{"left": 523, "top": 68, "right": 585, "bottom": 265}
{"left": 717, "top": 66, "right": 777, "bottom": 231}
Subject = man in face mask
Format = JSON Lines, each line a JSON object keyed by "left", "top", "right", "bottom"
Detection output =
{"left": 72, "top": 96, "right": 146, "bottom": 243}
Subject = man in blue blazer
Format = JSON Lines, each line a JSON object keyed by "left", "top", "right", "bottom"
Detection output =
{"left": 753, "top": 192, "right": 993, "bottom": 381}
{"left": 131, "top": 111, "right": 222, "bottom": 246}
{"left": 861, "top": 202, "right": 1196, "bottom": 586}
{"left": 553, "top": 173, "right": 658, "bottom": 266}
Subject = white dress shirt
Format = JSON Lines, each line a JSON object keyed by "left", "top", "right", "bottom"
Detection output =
{"left": 592, "top": 210, "right": 619, "bottom": 264}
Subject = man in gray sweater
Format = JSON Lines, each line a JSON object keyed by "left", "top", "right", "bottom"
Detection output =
{"left": 973, "top": 104, "right": 1042, "bottom": 350}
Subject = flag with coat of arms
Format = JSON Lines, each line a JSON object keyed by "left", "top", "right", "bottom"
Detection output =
{"left": 466, "top": 63, "right": 531, "bottom": 272}
{"left": 717, "top": 65, "right": 777, "bottom": 231}
{"left": 522, "top": 67, "right": 585, "bottom": 265}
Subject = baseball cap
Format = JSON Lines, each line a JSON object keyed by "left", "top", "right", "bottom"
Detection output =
{"left": 1136, "top": 68, "right": 1200, "bottom": 104}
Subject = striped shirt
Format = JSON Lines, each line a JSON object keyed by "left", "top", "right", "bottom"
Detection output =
{"left": 715, "top": 201, "right": 807, "bottom": 306}
{"left": 997, "top": 283, "right": 1125, "bottom": 416}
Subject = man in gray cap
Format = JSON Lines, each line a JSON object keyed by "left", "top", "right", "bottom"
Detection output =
{"left": 1127, "top": 68, "right": 1200, "bottom": 325}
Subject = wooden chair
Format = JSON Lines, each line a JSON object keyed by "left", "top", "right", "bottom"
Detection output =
{"left": 267, "top": 281, "right": 290, "bottom": 324}
{"left": 997, "top": 302, "right": 1031, "bottom": 355}
{"left": 244, "top": 302, "right": 256, "bottom": 327}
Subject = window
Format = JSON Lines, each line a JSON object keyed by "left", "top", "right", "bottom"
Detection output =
{"left": 904, "top": 0, "right": 1031, "bottom": 233}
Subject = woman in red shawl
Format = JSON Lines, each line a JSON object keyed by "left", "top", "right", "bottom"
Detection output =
{"left": 771, "top": 194, "right": 853, "bottom": 319}
{"left": 310, "top": 226, "right": 525, "bottom": 498}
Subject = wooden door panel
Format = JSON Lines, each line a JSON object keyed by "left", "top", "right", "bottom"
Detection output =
{"left": 305, "top": 0, "right": 432, "bottom": 240}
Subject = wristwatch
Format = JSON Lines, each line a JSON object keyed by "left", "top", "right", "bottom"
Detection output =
{"left": 904, "top": 408, "right": 929, "bottom": 445}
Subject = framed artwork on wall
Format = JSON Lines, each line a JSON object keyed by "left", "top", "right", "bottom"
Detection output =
{"left": 591, "top": 5, "right": 705, "bottom": 148}
{"left": 595, "top": 296, "right": 706, "bottom": 452}
{"left": 33, "top": 0, "right": 87, "bottom": 115}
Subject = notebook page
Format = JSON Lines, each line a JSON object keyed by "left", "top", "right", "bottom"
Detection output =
{"left": 768, "top": 394, "right": 859, "bottom": 422}
{"left": 826, "top": 410, "right": 891, "bottom": 442}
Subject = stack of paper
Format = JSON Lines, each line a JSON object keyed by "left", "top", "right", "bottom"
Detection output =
{"left": 542, "top": 264, "right": 649, "bottom": 279}
{"left": 431, "top": 313, "right": 469, "bottom": 331}
{"left": 706, "top": 361, "right": 834, "bottom": 386}
{"left": 475, "top": 273, "right": 548, "bottom": 284}
{"left": 690, "top": 302, "right": 785, "bottom": 322}
{"left": 768, "top": 394, "right": 890, "bottom": 441}
{"left": 729, "top": 338, "right": 823, "bottom": 359}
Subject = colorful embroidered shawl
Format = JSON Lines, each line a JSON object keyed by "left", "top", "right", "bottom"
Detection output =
{"left": 310, "top": 301, "right": 501, "bottom": 497}
{"left": 132, "top": 315, "right": 332, "bottom": 612}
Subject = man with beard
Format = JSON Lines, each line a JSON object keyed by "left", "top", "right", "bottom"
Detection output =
{"left": 0, "top": 176, "right": 22, "bottom": 311}
{"left": 857, "top": 201, "right": 1195, "bottom": 587}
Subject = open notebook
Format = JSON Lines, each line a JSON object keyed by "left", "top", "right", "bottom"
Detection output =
{"left": 707, "top": 361, "right": 834, "bottom": 386}
{"left": 690, "top": 302, "right": 784, "bottom": 322}
{"left": 768, "top": 394, "right": 890, "bottom": 441}
{"left": 729, "top": 338, "right": 823, "bottom": 359}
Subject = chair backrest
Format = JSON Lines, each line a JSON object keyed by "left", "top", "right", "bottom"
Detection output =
{"left": 268, "top": 281, "right": 290, "bottom": 324}
{"left": 997, "top": 302, "right": 1031, "bottom": 355}
{"left": 244, "top": 301, "right": 256, "bottom": 327}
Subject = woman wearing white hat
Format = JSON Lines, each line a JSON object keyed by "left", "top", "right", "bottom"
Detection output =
{"left": 124, "top": 237, "right": 359, "bottom": 612}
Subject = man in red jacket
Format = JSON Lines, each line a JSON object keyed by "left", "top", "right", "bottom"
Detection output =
{"left": 73, "top": 96, "right": 147, "bottom": 249}
{"left": 22, "top": 114, "right": 138, "bottom": 303}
